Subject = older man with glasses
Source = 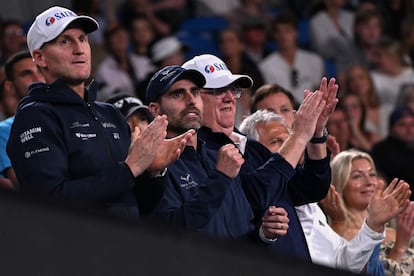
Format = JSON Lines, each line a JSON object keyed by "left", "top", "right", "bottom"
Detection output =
{"left": 183, "top": 54, "right": 338, "bottom": 261}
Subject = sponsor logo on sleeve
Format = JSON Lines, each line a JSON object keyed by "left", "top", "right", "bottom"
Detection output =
{"left": 19, "top": 127, "right": 42, "bottom": 143}
{"left": 24, "top": 147, "right": 50, "bottom": 158}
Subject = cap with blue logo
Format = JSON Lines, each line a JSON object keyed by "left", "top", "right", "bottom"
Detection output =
{"left": 182, "top": 54, "right": 253, "bottom": 89}
{"left": 27, "top": 6, "right": 99, "bottom": 56}
{"left": 146, "top": 65, "right": 206, "bottom": 103}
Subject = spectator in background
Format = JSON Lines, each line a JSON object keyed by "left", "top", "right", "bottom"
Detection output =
{"left": 72, "top": 0, "right": 113, "bottom": 46}
{"left": 396, "top": 83, "right": 414, "bottom": 112}
{"left": 0, "top": 51, "right": 44, "bottom": 190}
{"left": 332, "top": 8, "right": 384, "bottom": 82}
{"left": 0, "top": 81, "right": 18, "bottom": 119}
{"left": 309, "top": 0, "right": 355, "bottom": 64}
{"left": 106, "top": 94, "right": 153, "bottom": 136}
{"left": 371, "top": 106, "right": 414, "bottom": 198}
{"left": 0, "top": 20, "right": 27, "bottom": 66}
{"left": 226, "top": 0, "right": 274, "bottom": 32}
{"left": 118, "top": 0, "right": 188, "bottom": 36}
{"left": 378, "top": 0, "right": 406, "bottom": 40}
{"left": 218, "top": 28, "right": 265, "bottom": 127}
{"left": 259, "top": 12, "right": 324, "bottom": 104}
{"left": 370, "top": 37, "right": 414, "bottom": 137}
{"left": 352, "top": 9, "right": 383, "bottom": 71}
{"left": 239, "top": 16, "right": 273, "bottom": 65}
{"left": 327, "top": 104, "right": 355, "bottom": 152}
{"left": 137, "top": 35, "right": 188, "bottom": 103}
{"left": 72, "top": 0, "right": 115, "bottom": 75}
{"left": 191, "top": 0, "right": 241, "bottom": 17}
{"left": 128, "top": 15, "right": 157, "bottom": 58}
{"left": 95, "top": 23, "right": 154, "bottom": 101}
{"left": 343, "top": 64, "right": 381, "bottom": 136}
{"left": 149, "top": 36, "right": 188, "bottom": 72}
{"left": 401, "top": 18, "right": 414, "bottom": 66}
{"left": 250, "top": 83, "right": 298, "bottom": 128}
{"left": 340, "top": 92, "right": 382, "bottom": 152}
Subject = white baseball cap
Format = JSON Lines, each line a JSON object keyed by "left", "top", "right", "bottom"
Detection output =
{"left": 27, "top": 6, "right": 99, "bottom": 56}
{"left": 182, "top": 54, "right": 253, "bottom": 89}
{"left": 151, "top": 36, "right": 187, "bottom": 63}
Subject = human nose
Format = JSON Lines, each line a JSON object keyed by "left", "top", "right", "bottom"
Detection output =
{"left": 364, "top": 173, "right": 377, "bottom": 186}
{"left": 184, "top": 89, "right": 197, "bottom": 104}
{"left": 73, "top": 40, "right": 86, "bottom": 54}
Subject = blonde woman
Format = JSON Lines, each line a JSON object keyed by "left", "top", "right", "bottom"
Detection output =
{"left": 322, "top": 149, "right": 414, "bottom": 275}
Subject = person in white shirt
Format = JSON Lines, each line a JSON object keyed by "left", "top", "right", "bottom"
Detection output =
{"left": 239, "top": 109, "right": 411, "bottom": 273}
{"left": 259, "top": 12, "right": 324, "bottom": 104}
{"left": 370, "top": 37, "right": 414, "bottom": 136}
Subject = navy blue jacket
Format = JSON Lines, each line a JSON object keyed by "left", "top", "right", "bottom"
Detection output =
{"left": 7, "top": 80, "right": 163, "bottom": 219}
{"left": 152, "top": 139, "right": 255, "bottom": 239}
{"left": 198, "top": 127, "right": 331, "bottom": 260}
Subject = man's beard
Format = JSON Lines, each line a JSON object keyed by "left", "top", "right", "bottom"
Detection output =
{"left": 167, "top": 107, "right": 203, "bottom": 135}
{"left": 167, "top": 121, "right": 201, "bottom": 135}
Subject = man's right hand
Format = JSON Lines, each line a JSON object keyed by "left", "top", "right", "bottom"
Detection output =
{"left": 216, "top": 144, "right": 244, "bottom": 178}
{"left": 290, "top": 90, "right": 326, "bottom": 143}
{"left": 148, "top": 129, "right": 195, "bottom": 173}
{"left": 125, "top": 115, "right": 168, "bottom": 177}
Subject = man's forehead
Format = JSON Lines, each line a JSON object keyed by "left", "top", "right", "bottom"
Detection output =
{"left": 60, "top": 27, "right": 87, "bottom": 36}
{"left": 168, "top": 78, "right": 198, "bottom": 91}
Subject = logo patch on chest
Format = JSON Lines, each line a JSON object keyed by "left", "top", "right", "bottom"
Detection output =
{"left": 180, "top": 174, "right": 199, "bottom": 189}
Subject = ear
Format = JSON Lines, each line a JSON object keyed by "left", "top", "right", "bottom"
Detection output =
{"left": 149, "top": 102, "right": 161, "bottom": 116}
{"left": 32, "top": 50, "right": 46, "bottom": 68}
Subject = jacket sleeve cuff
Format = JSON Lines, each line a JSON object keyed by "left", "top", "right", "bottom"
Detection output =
{"left": 362, "top": 219, "right": 386, "bottom": 240}
{"left": 259, "top": 225, "right": 278, "bottom": 244}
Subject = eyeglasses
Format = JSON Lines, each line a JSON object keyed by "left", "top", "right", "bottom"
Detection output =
{"left": 201, "top": 85, "right": 242, "bottom": 99}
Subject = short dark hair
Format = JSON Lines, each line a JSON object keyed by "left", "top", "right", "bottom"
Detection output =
{"left": 272, "top": 12, "right": 298, "bottom": 30}
{"left": 4, "top": 50, "right": 32, "bottom": 81}
{"left": 251, "top": 83, "right": 298, "bottom": 113}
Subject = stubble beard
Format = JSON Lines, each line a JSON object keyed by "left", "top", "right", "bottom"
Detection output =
{"left": 167, "top": 115, "right": 204, "bottom": 135}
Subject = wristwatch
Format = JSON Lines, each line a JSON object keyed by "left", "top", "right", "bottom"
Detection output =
{"left": 310, "top": 128, "right": 328, "bottom": 144}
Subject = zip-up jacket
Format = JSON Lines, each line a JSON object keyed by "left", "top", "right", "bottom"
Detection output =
{"left": 7, "top": 80, "right": 163, "bottom": 219}
{"left": 152, "top": 139, "right": 255, "bottom": 239}
{"left": 198, "top": 126, "right": 331, "bottom": 260}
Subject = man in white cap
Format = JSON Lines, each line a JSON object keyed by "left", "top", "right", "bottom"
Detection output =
{"left": 6, "top": 6, "right": 193, "bottom": 219}
{"left": 183, "top": 54, "right": 338, "bottom": 260}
